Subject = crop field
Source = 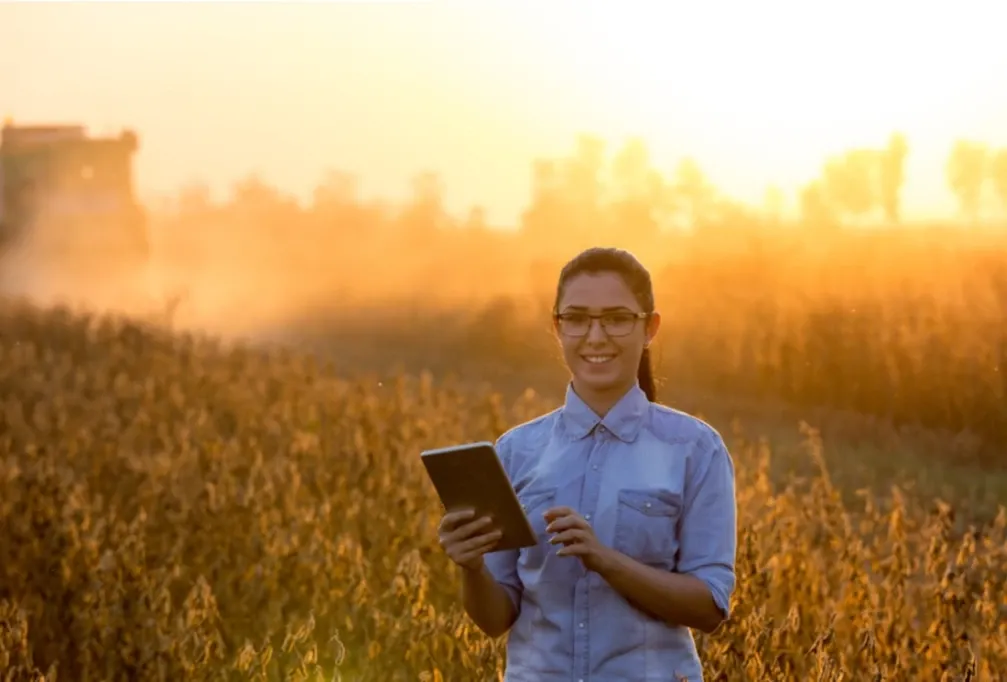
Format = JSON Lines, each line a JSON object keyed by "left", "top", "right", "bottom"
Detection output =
{"left": 1, "top": 301, "right": 1005, "bottom": 681}
{"left": 267, "top": 224, "right": 1007, "bottom": 458}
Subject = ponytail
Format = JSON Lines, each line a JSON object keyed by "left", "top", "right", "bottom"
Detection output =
{"left": 637, "top": 347, "right": 657, "bottom": 402}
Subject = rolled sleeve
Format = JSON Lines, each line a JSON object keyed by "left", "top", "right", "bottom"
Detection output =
{"left": 676, "top": 434, "right": 737, "bottom": 618}
{"left": 482, "top": 433, "right": 524, "bottom": 611}
{"left": 483, "top": 548, "right": 522, "bottom": 611}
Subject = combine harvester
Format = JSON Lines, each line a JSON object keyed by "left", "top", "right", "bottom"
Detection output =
{"left": 0, "top": 119, "right": 168, "bottom": 319}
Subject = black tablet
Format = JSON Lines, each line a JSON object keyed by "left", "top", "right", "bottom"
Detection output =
{"left": 421, "top": 441, "right": 537, "bottom": 552}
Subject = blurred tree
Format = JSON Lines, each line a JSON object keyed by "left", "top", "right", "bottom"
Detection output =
{"left": 311, "top": 170, "right": 383, "bottom": 238}
{"left": 411, "top": 171, "right": 445, "bottom": 210}
{"left": 607, "top": 137, "right": 670, "bottom": 242}
{"left": 464, "top": 205, "right": 488, "bottom": 232}
{"left": 175, "top": 181, "right": 214, "bottom": 217}
{"left": 799, "top": 180, "right": 837, "bottom": 230}
{"left": 821, "top": 149, "right": 876, "bottom": 221}
{"left": 520, "top": 135, "right": 608, "bottom": 250}
{"left": 312, "top": 170, "right": 359, "bottom": 209}
{"left": 232, "top": 174, "right": 280, "bottom": 210}
{"left": 990, "top": 149, "right": 1007, "bottom": 217}
{"left": 231, "top": 174, "right": 301, "bottom": 227}
{"left": 946, "top": 139, "right": 988, "bottom": 223}
{"left": 673, "top": 157, "right": 716, "bottom": 228}
{"left": 763, "top": 185, "right": 785, "bottom": 224}
{"left": 520, "top": 158, "right": 567, "bottom": 243}
{"left": 878, "top": 132, "right": 909, "bottom": 224}
{"left": 568, "top": 134, "right": 606, "bottom": 201}
{"left": 562, "top": 134, "right": 608, "bottom": 239}
{"left": 611, "top": 137, "right": 651, "bottom": 198}
{"left": 398, "top": 171, "right": 451, "bottom": 244}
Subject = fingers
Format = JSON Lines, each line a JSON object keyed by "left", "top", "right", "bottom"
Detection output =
{"left": 437, "top": 509, "right": 502, "bottom": 568}
{"left": 445, "top": 530, "right": 502, "bottom": 567}
{"left": 549, "top": 528, "right": 589, "bottom": 546}
{"left": 460, "top": 529, "right": 503, "bottom": 555}
{"left": 438, "top": 508, "right": 476, "bottom": 533}
{"left": 437, "top": 511, "right": 499, "bottom": 548}
{"left": 556, "top": 543, "right": 588, "bottom": 557}
{"left": 438, "top": 511, "right": 491, "bottom": 545}
{"left": 442, "top": 515, "right": 495, "bottom": 546}
{"left": 545, "top": 515, "right": 587, "bottom": 534}
{"left": 543, "top": 506, "right": 575, "bottom": 523}
{"left": 543, "top": 508, "right": 595, "bottom": 556}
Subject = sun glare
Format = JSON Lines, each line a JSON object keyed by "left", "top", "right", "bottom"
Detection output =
{"left": 3, "top": 0, "right": 1004, "bottom": 221}
{"left": 529, "top": 1, "right": 993, "bottom": 201}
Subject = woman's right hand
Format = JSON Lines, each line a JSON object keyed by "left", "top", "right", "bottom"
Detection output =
{"left": 437, "top": 509, "right": 503, "bottom": 571}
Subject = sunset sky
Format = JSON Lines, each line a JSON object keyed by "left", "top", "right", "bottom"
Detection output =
{"left": 3, "top": 0, "right": 1006, "bottom": 226}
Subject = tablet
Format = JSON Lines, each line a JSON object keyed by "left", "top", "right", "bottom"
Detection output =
{"left": 420, "top": 441, "right": 537, "bottom": 552}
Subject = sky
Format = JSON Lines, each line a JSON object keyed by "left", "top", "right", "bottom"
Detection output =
{"left": 3, "top": 0, "right": 1006, "bottom": 226}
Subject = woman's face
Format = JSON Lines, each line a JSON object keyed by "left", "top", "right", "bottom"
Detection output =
{"left": 554, "top": 271, "right": 661, "bottom": 401}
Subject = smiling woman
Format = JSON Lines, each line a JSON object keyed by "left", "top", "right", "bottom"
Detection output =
{"left": 551, "top": 254, "right": 660, "bottom": 412}
{"left": 435, "top": 246, "right": 738, "bottom": 681}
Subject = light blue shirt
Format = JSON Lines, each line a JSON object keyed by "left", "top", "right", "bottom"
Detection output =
{"left": 483, "top": 382, "right": 737, "bottom": 682}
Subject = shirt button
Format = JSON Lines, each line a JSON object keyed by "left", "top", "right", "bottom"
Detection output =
{"left": 579, "top": 622, "right": 585, "bottom": 628}
{"left": 644, "top": 502, "right": 652, "bottom": 509}
{"left": 584, "top": 513, "right": 591, "bottom": 520}
{"left": 592, "top": 465, "right": 599, "bottom": 471}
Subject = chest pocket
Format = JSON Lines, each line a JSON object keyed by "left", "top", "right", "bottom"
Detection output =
{"left": 613, "top": 488, "right": 683, "bottom": 568}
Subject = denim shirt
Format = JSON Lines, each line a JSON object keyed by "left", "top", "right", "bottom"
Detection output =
{"left": 483, "top": 383, "right": 737, "bottom": 682}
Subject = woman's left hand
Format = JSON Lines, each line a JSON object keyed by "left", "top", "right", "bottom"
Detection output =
{"left": 544, "top": 506, "right": 615, "bottom": 573}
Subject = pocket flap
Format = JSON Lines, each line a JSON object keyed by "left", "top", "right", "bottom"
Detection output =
{"left": 518, "top": 487, "right": 557, "bottom": 511}
{"left": 618, "top": 489, "right": 682, "bottom": 517}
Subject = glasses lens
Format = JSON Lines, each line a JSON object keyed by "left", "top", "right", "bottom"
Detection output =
{"left": 559, "top": 313, "right": 590, "bottom": 335}
{"left": 603, "top": 312, "right": 637, "bottom": 336}
{"left": 558, "top": 312, "right": 641, "bottom": 336}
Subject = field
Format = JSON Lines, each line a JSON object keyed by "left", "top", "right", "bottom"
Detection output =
{"left": 3, "top": 154, "right": 1007, "bottom": 680}
{"left": 1, "top": 301, "right": 1005, "bottom": 681}
{"left": 253, "top": 223, "right": 1007, "bottom": 458}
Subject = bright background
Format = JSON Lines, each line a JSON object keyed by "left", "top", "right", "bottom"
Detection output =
{"left": 3, "top": 0, "right": 1005, "bottom": 224}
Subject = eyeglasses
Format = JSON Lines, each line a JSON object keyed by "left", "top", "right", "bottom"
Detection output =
{"left": 553, "top": 310, "right": 649, "bottom": 337}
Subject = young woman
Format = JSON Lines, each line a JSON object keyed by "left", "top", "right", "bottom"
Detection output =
{"left": 437, "top": 247, "right": 737, "bottom": 681}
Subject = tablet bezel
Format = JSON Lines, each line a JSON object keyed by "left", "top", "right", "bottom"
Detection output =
{"left": 421, "top": 441, "right": 538, "bottom": 553}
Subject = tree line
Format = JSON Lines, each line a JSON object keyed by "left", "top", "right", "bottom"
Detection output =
{"left": 164, "top": 133, "right": 1007, "bottom": 240}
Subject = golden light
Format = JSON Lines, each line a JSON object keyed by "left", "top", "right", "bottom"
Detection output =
{"left": 521, "top": 0, "right": 996, "bottom": 202}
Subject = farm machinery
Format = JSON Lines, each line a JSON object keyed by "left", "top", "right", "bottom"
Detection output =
{"left": 0, "top": 120, "right": 151, "bottom": 282}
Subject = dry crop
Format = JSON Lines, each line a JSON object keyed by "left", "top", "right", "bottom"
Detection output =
{"left": 1, "top": 302, "right": 1005, "bottom": 681}
{"left": 280, "top": 226, "right": 1007, "bottom": 455}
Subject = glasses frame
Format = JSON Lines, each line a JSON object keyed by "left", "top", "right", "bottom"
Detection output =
{"left": 552, "top": 310, "right": 651, "bottom": 338}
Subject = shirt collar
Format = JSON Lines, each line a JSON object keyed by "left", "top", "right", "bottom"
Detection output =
{"left": 560, "top": 382, "right": 650, "bottom": 443}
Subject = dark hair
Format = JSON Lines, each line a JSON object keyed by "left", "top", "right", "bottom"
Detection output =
{"left": 553, "top": 247, "right": 658, "bottom": 402}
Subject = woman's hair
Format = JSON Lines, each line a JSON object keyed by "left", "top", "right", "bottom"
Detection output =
{"left": 553, "top": 247, "right": 658, "bottom": 402}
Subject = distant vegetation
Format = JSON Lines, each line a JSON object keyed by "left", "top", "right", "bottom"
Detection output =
{"left": 138, "top": 134, "right": 1007, "bottom": 455}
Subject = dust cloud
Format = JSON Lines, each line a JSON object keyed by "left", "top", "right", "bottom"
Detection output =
{"left": 0, "top": 204, "right": 555, "bottom": 351}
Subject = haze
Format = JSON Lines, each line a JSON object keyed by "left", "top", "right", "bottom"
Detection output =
{"left": 2, "top": 0, "right": 1006, "bottom": 343}
{"left": 5, "top": 0, "right": 1005, "bottom": 222}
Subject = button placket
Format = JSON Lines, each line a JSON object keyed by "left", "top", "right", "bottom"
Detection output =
{"left": 575, "top": 431, "right": 606, "bottom": 680}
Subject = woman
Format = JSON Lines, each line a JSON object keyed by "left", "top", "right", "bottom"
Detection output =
{"left": 437, "top": 247, "right": 737, "bottom": 682}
